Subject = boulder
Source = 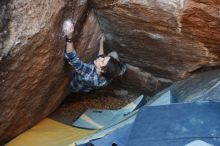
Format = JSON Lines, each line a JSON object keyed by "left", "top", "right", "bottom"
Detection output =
{"left": 0, "top": 0, "right": 92, "bottom": 142}
{"left": 92, "top": 0, "right": 220, "bottom": 80}
{"left": 172, "top": 69, "right": 220, "bottom": 102}
{"left": 150, "top": 69, "right": 220, "bottom": 103}
{"left": 102, "top": 65, "right": 173, "bottom": 97}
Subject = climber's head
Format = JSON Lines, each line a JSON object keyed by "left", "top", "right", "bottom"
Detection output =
{"left": 94, "top": 55, "right": 121, "bottom": 79}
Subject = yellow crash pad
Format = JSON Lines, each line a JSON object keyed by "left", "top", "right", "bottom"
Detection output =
{"left": 7, "top": 118, "right": 95, "bottom": 146}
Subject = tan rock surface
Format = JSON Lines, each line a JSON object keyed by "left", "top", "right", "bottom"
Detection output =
{"left": 0, "top": 0, "right": 91, "bottom": 142}
{"left": 92, "top": 0, "right": 220, "bottom": 79}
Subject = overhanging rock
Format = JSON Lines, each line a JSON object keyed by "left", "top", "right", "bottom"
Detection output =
{"left": 92, "top": 0, "right": 220, "bottom": 79}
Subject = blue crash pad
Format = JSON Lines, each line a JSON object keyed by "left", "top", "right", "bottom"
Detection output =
{"left": 77, "top": 101, "right": 220, "bottom": 146}
{"left": 149, "top": 90, "right": 171, "bottom": 105}
{"left": 126, "top": 101, "right": 220, "bottom": 146}
{"left": 75, "top": 110, "right": 137, "bottom": 146}
{"left": 90, "top": 124, "right": 132, "bottom": 146}
{"left": 75, "top": 90, "right": 173, "bottom": 146}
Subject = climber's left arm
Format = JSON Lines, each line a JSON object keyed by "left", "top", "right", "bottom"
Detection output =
{"left": 98, "top": 34, "right": 105, "bottom": 56}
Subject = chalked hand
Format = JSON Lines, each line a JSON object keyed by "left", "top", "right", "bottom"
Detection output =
{"left": 63, "top": 19, "right": 74, "bottom": 38}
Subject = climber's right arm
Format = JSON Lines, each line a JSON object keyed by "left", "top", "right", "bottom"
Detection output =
{"left": 66, "top": 40, "right": 75, "bottom": 53}
{"left": 65, "top": 41, "right": 93, "bottom": 75}
{"left": 63, "top": 20, "right": 94, "bottom": 75}
{"left": 65, "top": 42, "right": 94, "bottom": 76}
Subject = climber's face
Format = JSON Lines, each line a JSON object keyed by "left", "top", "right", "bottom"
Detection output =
{"left": 94, "top": 56, "right": 110, "bottom": 74}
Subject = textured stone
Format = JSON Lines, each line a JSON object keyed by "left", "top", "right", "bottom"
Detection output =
{"left": 92, "top": 0, "right": 220, "bottom": 80}
{"left": 74, "top": 10, "right": 103, "bottom": 62}
{"left": 0, "top": 0, "right": 10, "bottom": 57}
{"left": 150, "top": 69, "right": 220, "bottom": 103}
{"left": 101, "top": 65, "right": 172, "bottom": 97}
{"left": 0, "top": 0, "right": 91, "bottom": 142}
{"left": 1, "top": 0, "right": 220, "bottom": 143}
{"left": 122, "top": 65, "right": 172, "bottom": 95}
{"left": 172, "top": 69, "right": 220, "bottom": 102}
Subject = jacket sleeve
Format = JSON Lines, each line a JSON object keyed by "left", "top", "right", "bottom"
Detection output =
{"left": 65, "top": 51, "right": 93, "bottom": 75}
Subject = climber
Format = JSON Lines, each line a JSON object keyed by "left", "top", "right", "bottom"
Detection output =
{"left": 63, "top": 20, "right": 127, "bottom": 92}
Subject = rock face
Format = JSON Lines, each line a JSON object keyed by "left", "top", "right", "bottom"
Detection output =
{"left": 172, "top": 69, "right": 220, "bottom": 102}
{"left": 150, "top": 69, "right": 220, "bottom": 103}
{"left": 92, "top": 0, "right": 220, "bottom": 80}
{"left": 0, "top": 0, "right": 93, "bottom": 142}
{"left": 1, "top": 0, "right": 220, "bottom": 143}
{"left": 100, "top": 65, "right": 172, "bottom": 97}
{"left": 0, "top": 1, "right": 10, "bottom": 55}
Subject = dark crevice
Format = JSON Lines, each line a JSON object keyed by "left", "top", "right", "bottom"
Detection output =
{"left": 189, "top": 65, "right": 220, "bottom": 75}
{"left": 0, "top": 0, "right": 11, "bottom": 60}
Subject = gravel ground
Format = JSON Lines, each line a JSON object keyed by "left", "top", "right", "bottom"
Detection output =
{"left": 50, "top": 91, "right": 145, "bottom": 125}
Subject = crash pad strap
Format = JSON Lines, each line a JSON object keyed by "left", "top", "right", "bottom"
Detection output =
{"left": 6, "top": 118, "right": 95, "bottom": 146}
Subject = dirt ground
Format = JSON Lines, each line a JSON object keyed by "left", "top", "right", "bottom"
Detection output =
{"left": 50, "top": 91, "right": 147, "bottom": 125}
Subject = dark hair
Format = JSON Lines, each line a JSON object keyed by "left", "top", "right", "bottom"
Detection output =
{"left": 101, "top": 57, "right": 121, "bottom": 79}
